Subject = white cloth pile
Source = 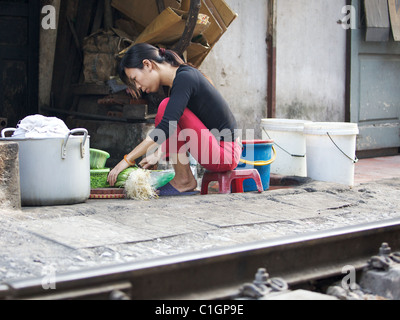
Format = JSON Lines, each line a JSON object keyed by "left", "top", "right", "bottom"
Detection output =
{"left": 12, "top": 115, "right": 70, "bottom": 138}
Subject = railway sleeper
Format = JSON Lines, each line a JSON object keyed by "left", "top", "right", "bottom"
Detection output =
{"left": 358, "top": 243, "right": 400, "bottom": 300}
{"left": 237, "top": 243, "right": 400, "bottom": 301}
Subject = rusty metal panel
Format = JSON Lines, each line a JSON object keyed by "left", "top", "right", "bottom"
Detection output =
{"left": 359, "top": 56, "right": 400, "bottom": 122}
{"left": 355, "top": 54, "right": 400, "bottom": 150}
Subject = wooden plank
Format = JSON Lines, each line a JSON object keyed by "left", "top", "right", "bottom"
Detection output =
{"left": 71, "top": 84, "right": 111, "bottom": 95}
{"left": 156, "top": 0, "right": 166, "bottom": 14}
{"left": 199, "top": 1, "right": 223, "bottom": 45}
{"left": 91, "top": 0, "right": 104, "bottom": 33}
{"left": 111, "top": 0, "right": 180, "bottom": 28}
{"left": 209, "top": 0, "right": 237, "bottom": 28}
{"left": 51, "top": 0, "right": 78, "bottom": 111}
{"left": 104, "top": 0, "right": 113, "bottom": 31}
{"left": 364, "top": 0, "right": 390, "bottom": 41}
{"left": 52, "top": 0, "right": 98, "bottom": 111}
{"left": 123, "top": 104, "right": 156, "bottom": 120}
{"left": 172, "top": 0, "right": 201, "bottom": 55}
{"left": 389, "top": 0, "right": 400, "bottom": 41}
{"left": 203, "top": 0, "right": 226, "bottom": 32}
{"left": 28, "top": 0, "right": 40, "bottom": 118}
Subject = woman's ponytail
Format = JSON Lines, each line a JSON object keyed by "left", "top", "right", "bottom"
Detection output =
{"left": 159, "top": 47, "right": 185, "bottom": 67}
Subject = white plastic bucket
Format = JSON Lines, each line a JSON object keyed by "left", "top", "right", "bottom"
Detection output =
{"left": 304, "top": 122, "right": 359, "bottom": 186}
{"left": 261, "top": 119, "right": 311, "bottom": 177}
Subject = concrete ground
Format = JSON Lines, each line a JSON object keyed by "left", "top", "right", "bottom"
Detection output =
{"left": 0, "top": 156, "right": 399, "bottom": 283}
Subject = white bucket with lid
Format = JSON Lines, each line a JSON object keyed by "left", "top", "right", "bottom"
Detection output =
{"left": 304, "top": 122, "right": 359, "bottom": 186}
{"left": 261, "top": 119, "right": 311, "bottom": 177}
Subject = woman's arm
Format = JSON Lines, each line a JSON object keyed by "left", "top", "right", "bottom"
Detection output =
{"left": 107, "top": 136, "right": 158, "bottom": 186}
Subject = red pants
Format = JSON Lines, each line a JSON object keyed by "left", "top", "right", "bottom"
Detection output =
{"left": 154, "top": 98, "right": 241, "bottom": 172}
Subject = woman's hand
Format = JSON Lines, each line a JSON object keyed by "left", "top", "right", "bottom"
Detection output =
{"left": 107, "top": 137, "right": 159, "bottom": 186}
{"left": 107, "top": 160, "right": 129, "bottom": 187}
{"left": 139, "top": 152, "right": 161, "bottom": 170}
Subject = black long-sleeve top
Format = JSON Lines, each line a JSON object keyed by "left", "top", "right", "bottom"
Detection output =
{"left": 149, "top": 64, "right": 238, "bottom": 144}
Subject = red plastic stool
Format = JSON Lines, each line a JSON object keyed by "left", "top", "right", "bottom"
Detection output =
{"left": 201, "top": 169, "right": 264, "bottom": 195}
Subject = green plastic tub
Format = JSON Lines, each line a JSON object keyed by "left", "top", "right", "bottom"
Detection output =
{"left": 90, "top": 148, "right": 110, "bottom": 169}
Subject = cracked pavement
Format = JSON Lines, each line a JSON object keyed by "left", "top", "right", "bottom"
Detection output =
{"left": 1, "top": 177, "right": 400, "bottom": 283}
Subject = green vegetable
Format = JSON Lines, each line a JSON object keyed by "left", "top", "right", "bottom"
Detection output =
{"left": 114, "top": 167, "right": 139, "bottom": 188}
{"left": 90, "top": 169, "right": 111, "bottom": 189}
{"left": 113, "top": 167, "right": 175, "bottom": 189}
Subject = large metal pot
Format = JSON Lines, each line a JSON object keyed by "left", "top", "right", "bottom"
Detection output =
{"left": 1, "top": 128, "right": 90, "bottom": 206}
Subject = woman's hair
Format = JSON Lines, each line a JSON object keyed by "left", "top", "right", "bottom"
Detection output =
{"left": 119, "top": 43, "right": 185, "bottom": 96}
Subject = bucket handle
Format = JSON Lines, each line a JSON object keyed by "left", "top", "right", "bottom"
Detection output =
{"left": 327, "top": 132, "right": 359, "bottom": 164}
{"left": 263, "top": 128, "right": 305, "bottom": 158}
{"left": 62, "top": 129, "right": 89, "bottom": 160}
{"left": 1, "top": 128, "right": 16, "bottom": 138}
{"left": 239, "top": 145, "right": 277, "bottom": 167}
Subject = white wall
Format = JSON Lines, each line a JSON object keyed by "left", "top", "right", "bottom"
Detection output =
{"left": 201, "top": 0, "right": 348, "bottom": 136}
{"left": 276, "top": 0, "right": 347, "bottom": 122}
{"left": 200, "top": 0, "right": 268, "bottom": 138}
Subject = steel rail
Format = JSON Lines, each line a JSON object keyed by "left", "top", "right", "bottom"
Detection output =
{"left": 1, "top": 218, "right": 400, "bottom": 300}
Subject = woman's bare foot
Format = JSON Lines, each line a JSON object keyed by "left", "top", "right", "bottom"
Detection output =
{"left": 169, "top": 177, "right": 197, "bottom": 193}
{"left": 168, "top": 153, "right": 197, "bottom": 193}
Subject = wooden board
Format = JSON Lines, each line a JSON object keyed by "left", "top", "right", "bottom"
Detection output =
{"left": 389, "top": 0, "right": 400, "bottom": 41}
{"left": 111, "top": 0, "right": 181, "bottom": 28}
{"left": 123, "top": 104, "right": 156, "bottom": 120}
{"left": 90, "top": 194, "right": 125, "bottom": 199}
{"left": 51, "top": 0, "right": 98, "bottom": 111}
{"left": 90, "top": 188, "right": 125, "bottom": 199}
{"left": 364, "top": 0, "right": 390, "bottom": 41}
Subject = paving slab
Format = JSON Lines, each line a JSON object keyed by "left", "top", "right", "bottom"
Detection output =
{"left": 0, "top": 174, "right": 400, "bottom": 285}
{"left": 22, "top": 216, "right": 153, "bottom": 249}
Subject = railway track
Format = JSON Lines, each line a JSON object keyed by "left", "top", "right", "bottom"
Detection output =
{"left": 1, "top": 218, "right": 400, "bottom": 300}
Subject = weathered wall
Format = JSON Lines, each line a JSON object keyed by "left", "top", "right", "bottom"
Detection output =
{"left": 66, "top": 119, "right": 155, "bottom": 167}
{"left": 38, "top": 0, "right": 348, "bottom": 137}
{"left": 275, "top": 0, "right": 347, "bottom": 122}
{"left": 201, "top": 0, "right": 269, "bottom": 138}
{"left": 38, "top": 0, "right": 269, "bottom": 139}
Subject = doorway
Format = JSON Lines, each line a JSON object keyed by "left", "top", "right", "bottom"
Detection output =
{"left": 0, "top": 0, "right": 40, "bottom": 129}
{"left": 349, "top": 0, "right": 400, "bottom": 157}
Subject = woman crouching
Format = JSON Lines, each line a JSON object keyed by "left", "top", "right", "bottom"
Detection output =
{"left": 107, "top": 43, "right": 241, "bottom": 196}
